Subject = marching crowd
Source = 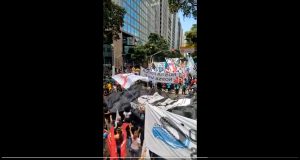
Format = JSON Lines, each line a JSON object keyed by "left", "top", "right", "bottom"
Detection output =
{"left": 103, "top": 74, "right": 197, "bottom": 97}
{"left": 103, "top": 64, "right": 197, "bottom": 159}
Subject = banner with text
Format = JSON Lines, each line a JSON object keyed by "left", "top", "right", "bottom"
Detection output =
{"left": 140, "top": 67, "right": 178, "bottom": 83}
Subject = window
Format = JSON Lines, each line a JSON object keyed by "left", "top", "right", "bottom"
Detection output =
{"left": 124, "top": 15, "right": 128, "bottom": 23}
{"left": 128, "top": 8, "right": 131, "bottom": 15}
{"left": 124, "top": 24, "right": 128, "bottom": 32}
{"left": 128, "top": 25, "right": 131, "bottom": 34}
{"left": 107, "top": 47, "right": 111, "bottom": 52}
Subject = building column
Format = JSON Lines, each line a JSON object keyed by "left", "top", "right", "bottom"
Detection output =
{"left": 113, "top": 32, "right": 123, "bottom": 71}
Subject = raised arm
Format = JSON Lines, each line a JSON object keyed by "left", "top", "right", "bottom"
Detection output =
{"left": 129, "top": 123, "right": 133, "bottom": 137}
{"left": 109, "top": 114, "right": 113, "bottom": 123}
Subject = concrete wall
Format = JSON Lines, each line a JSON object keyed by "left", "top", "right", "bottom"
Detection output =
{"left": 112, "top": 32, "right": 123, "bottom": 70}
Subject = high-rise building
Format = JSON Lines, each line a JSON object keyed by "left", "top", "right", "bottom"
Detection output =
{"left": 180, "top": 28, "right": 183, "bottom": 47}
{"left": 174, "top": 16, "right": 182, "bottom": 50}
{"left": 151, "top": 0, "right": 173, "bottom": 45}
{"left": 109, "top": 0, "right": 156, "bottom": 69}
{"left": 105, "top": 0, "right": 179, "bottom": 69}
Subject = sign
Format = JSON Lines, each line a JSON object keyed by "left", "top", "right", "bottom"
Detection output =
{"left": 140, "top": 67, "right": 178, "bottom": 84}
{"left": 165, "top": 58, "right": 179, "bottom": 73}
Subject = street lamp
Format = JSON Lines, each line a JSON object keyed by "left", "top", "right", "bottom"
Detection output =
{"left": 147, "top": 50, "right": 170, "bottom": 68}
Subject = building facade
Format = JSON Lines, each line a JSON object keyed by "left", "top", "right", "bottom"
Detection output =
{"left": 105, "top": 0, "right": 179, "bottom": 69}
{"left": 179, "top": 28, "right": 183, "bottom": 47}
{"left": 108, "top": 0, "right": 156, "bottom": 69}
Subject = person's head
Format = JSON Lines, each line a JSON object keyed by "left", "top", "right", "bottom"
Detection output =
{"left": 124, "top": 106, "right": 131, "bottom": 112}
{"left": 116, "top": 120, "right": 122, "bottom": 128}
{"left": 116, "top": 128, "right": 122, "bottom": 134}
{"left": 103, "top": 107, "right": 108, "bottom": 114}
{"left": 133, "top": 130, "right": 139, "bottom": 139}
{"left": 114, "top": 128, "right": 123, "bottom": 141}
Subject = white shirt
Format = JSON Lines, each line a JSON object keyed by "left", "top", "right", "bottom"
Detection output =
{"left": 130, "top": 136, "right": 141, "bottom": 150}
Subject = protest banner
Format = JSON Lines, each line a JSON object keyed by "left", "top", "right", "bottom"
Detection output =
{"left": 154, "top": 62, "right": 165, "bottom": 73}
{"left": 140, "top": 67, "right": 178, "bottom": 84}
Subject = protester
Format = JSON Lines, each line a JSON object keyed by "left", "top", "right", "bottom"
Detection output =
{"left": 182, "top": 82, "right": 187, "bottom": 95}
{"left": 149, "top": 81, "right": 153, "bottom": 89}
{"left": 107, "top": 82, "right": 112, "bottom": 94}
{"left": 175, "top": 83, "right": 180, "bottom": 95}
{"left": 162, "top": 83, "right": 166, "bottom": 91}
{"left": 129, "top": 124, "right": 141, "bottom": 159}
{"left": 167, "top": 83, "right": 171, "bottom": 92}
{"left": 123, "top": 106, "right": 132, "bottom": 123}
{"left": 114, "top": 127, "right": 123, "bottom": 158}
{"left": 113, "top": 83, "right": 117, "bottom": 93}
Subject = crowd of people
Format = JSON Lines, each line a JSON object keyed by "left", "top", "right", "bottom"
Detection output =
{"left": 102, "top": 64, "right": 197, "bottom": 159}
{"left": 103, "top": 103, "right": 145, "bottom": 160}
{"left": 103, "top": 75, "right": 197, "bottom": 97}
{"left": 151, "top": 75, "right": 197, "bottom": 95}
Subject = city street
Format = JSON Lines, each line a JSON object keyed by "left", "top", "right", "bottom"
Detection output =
{"left": 103, "top": 0, "right": 197, "bottom": 159}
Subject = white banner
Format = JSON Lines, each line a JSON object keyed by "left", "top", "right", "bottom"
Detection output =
{"left": 157, "top": 98, "right": 191, "bottom": 111}
{"left": 112, "top": 73, "right": 149, "bottom": 89}
{"left": 140, "top": 67, "right": 178, "bottom": 84}
{"left": 137, "top": 92, "right": 165, "bottom": 104}
{"left": 143, "top": 103, "right": 197, "bottom": 159}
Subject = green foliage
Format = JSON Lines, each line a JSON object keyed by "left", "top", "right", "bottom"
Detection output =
{"left": 169, "top": 0, "right": 197, "bottom": 19}
{"left": 103, "top": 0, "right": 126, "bottom": 44}
{"left": 132, "top": 33, "right": 169, "bottom": 64}
{"left": 185, "top": 24, "right": 197, "bottom": 45}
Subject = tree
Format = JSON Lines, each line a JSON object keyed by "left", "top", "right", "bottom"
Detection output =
{"left": 132, "top": 33, "right": 170, "bottom": 66}
{"left": 185, "top": 24, "right": 197, "bottom": 46}
{"left": 103, "top": 0, "right": 126, "bottom": 44}
{"left": 168, "top": 0, "right": 197, "bottom": 19}
{"left": 131, "top": 33, "right": 185, "bottom": 67}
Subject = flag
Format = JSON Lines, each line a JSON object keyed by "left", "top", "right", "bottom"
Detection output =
{"left": 154, "top": 62, "right": 165, "bottom": 73}
{"left": 114, "top": 109, "right": 121, "bottom": 128}
{"left": 165, "top": 58, "right": 177, "bottom": 73}
{"left": 187, "top": 57, "right": 197, "bottom": 76}
{"left": 112, "top": 73, "right": 149, "bottom": 89}
{"left": 142, "top": 103, "right": 197, "bottom": 159}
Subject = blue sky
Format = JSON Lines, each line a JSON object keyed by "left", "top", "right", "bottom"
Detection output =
{"left": 178, "top": 10, "right": 197, "bottom": 34}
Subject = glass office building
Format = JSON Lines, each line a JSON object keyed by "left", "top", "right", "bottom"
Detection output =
{"left": 117, "top": 0, "right": 156, "bottom": 44}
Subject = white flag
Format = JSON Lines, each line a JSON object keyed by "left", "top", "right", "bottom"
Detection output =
{"left": 187, "top": 57, "right": 197, "bottom": 76}
{"left": 114, "top": 109, "right": 122, "bottom": 128}
{"left": 112, "top": 73, "right": 149, "bottom": 89}
{"left": 143, "top": 103, "right": 197, "bottom": 159}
